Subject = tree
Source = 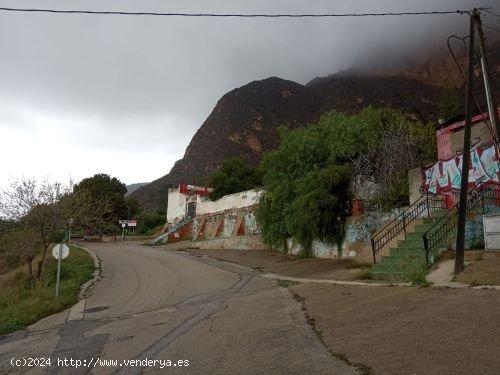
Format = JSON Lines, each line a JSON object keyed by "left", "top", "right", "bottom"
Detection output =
{"left": 0, "top": 178, "right": 111, "bottom": 278}
{"left": 438, "top": 81, "right": 461, "bottom": 120}
{"left": 257, "top": 108, "right": 436, "bottom": 255}
{"left": 1, "top": 228, "right": 42, "bottom": 282}
{"left": 73, "top": 174, "right": 129, "bottom": 233}
{"left": 209, "top": 158, "right": 262, "bottom": 200}
{"left": 350, "top": 108, "right": 436, "bottom": 207}
{"left": 257, "top": 116, "right": 355, "bottom": 254}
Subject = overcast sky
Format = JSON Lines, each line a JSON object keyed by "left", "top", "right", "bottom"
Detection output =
{"left": 0, "top": 0, "right": 497, "bottom": 189}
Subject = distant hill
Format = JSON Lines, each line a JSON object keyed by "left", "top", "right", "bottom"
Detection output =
{"left": 125, "top": 182, "right": 149, "bottom": 197}
{"left": 131, "top": 39, "right": 500, "bottom": 212}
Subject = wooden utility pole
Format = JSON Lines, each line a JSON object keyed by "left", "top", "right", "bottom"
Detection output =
{"left": 475, "top": 11, "right": 500, "bottom": 140}
{"left": 454, "top": 9, "right": 477, "bottom": 275}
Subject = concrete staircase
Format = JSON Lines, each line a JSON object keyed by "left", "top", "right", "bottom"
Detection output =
{"left": 151, "top": 216, "right": 192, "bottom": 245}
{"left": 371, "top": 217, "right": 443, "bottom": 281}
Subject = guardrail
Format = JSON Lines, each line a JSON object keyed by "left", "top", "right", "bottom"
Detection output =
{"left": 370, "top": 193, "right": 445, "bottom": 263}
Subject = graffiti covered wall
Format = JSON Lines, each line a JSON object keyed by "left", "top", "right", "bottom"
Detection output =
{"left": 423, "top": 143, "right": 499, "bottom": 194}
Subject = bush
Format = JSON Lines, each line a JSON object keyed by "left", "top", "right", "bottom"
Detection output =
{"left": 257, "top": 108, "right": 436, "bottom": 255}
{"left": 137, "top": 210, "right": 166, "bottom": 234}
{"left": 209, "top": 157, "right": 262, "bottom": 201}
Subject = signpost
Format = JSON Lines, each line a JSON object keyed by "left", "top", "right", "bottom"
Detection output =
{"left": 119, "top": 220, "right": 127, "bottom": 242}
{"left": 118, "top": 219, "right": 138, "bottom": 240}
{"left": 52, "top": 243, "right": 69, "bottom": 298}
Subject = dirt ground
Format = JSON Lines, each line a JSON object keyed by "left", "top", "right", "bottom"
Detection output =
{"left": 291, "top": 283, "right": 500, "bottom": 375}
{"left": 185, "top": 247, "right": 363, "bottom": 280}
{"left": 457, "top": 252, "right": 500, "bottom": 286}
{"left": 183, "top": 247, "right": 500, "bottom": 375}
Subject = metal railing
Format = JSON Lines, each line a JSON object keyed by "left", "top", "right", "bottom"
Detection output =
{"left": 370, "top": 193, "right": 446, "bottom": 263}
{"left": 422, "top": 182, "right": 500, "bottom": 265}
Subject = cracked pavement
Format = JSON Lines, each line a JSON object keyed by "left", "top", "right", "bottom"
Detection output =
{"left": 0, "top": 243, "right": 355, "bottom": 374}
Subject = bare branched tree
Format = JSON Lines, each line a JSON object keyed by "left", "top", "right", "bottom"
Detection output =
{"left": 351, "top": 114, "right": 436, "bottom": 207}
{"left": 0, "top": 178, "right": 112, "bottom": 279}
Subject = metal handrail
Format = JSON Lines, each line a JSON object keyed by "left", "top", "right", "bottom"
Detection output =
{"left": 370, "top": 193, "right": 445, "bottom": 263}
{"left": 422, "top": 182, "right": 500, "bottom": 265}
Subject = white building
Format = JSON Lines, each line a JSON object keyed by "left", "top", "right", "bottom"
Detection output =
{"left": 166, "top": 184, "right": 261, "bottom": 223}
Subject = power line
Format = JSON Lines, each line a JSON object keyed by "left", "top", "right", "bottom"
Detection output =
{"left": 484, "top": 23, "right": 500, "bottom": 32}
{"left": 0, "top": 7, "right": 476, "bottom": 18}
{"left": 484, "top": 9, "right": 500, "bottom": 18}
{"left": 446, "top": 34, "right": 498, "bottom": 143}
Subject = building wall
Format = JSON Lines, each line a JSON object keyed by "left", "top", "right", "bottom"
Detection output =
{"left": 196, "top": 189, "right": 262, "bottom": 216}
{"left": 408, "top": 167, "right": 424, "bottom": 205}
{"left": 166, "top": 188, "right": 188, "bottom": 222}
{"left": 436, "top": 113, "right": 497, "bottom": 160}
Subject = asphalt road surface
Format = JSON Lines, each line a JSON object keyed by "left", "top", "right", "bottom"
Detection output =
{"left": 0, "top": 243, "right": 355, "bottom": 374}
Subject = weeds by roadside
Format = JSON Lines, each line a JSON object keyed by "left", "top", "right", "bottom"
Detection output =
{"left": 277, "top": 279, "right": 299, "bottom": 288}
{"left": 0, "top": 246, "right": 94, "bottom": 335}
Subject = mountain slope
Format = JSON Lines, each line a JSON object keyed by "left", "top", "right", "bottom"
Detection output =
{"left": 131, "top": 77, "right": 320, "bottom": 212}
{"left": 131, "top": 73, "right": 444, "bottom": 212}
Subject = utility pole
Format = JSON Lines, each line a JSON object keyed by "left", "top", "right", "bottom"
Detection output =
{"left": 475, "top": 11, "right": 500, "bottom": 140}
{"left": 455, "top": 9, "right": 477, "bottom": 275}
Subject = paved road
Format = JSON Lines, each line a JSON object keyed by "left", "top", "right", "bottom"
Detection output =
{"left": 0, "top": 243, "right": 355, "bottom": 374}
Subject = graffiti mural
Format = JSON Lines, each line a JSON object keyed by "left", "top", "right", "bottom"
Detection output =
{"left": 423, "top": 143, "right": 499, "bottom": 194}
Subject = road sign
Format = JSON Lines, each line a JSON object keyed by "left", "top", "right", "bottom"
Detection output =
{"left": 52, "top": 243, "right": 69, "bottom": 260}
{"left": 127, "top": 220, "right": 137, "bottom": 227}
{"left": 121, "top": 223, "right": 126, "bottom": 228}
{"left": 119, "top": 219, "right": 128, "bottom": 225}
{"left": 52, "top": 243, "right": 69, "bottom": 298}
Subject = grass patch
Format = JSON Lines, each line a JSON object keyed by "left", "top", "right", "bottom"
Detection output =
{"left": 354, "top": 269, "right": 373, "bottom": 280}
{"left": 276, "top": 279, "right": 299, "bottom": 288}
{"left": 0, "top": 246, "right": 94, "bottom": 335}
{"left": 407, "top": 266, "right": 431, "bottom": 287}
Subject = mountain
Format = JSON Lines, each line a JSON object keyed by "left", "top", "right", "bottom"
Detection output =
{"left": 131, "top": 74, "right": 444, "bottom": 212}
{"left": 125, "top": 182, "right": 149, "bottom": 197}
{"left": 130, "top": 77, "right": 320, "bottom": 212}
{"left": 131, "top": 39, "right": 500, "bottom": 212}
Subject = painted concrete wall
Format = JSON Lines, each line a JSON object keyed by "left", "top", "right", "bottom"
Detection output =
{"left": 285, "top": 208, "right": 406, "bottom": 260}
{"left": 191, "top": 234, "right": 267, "bottom": 250}
{"left": 286, "top": 239, "right": 343, "bottom": 258}
{"left": 166, "top": 188, "right": 188, "bottom": 222}
{"left": 196, "top": 189, "right": 262, "bottom": 215}
{"left": 464, "top": 205, "right": 500, "bottom": 250}
{"left": 192, "top": 206, "right": 260, "bottom": 241}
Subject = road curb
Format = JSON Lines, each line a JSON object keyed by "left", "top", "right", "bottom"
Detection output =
{"left": 68, "top": 244, "right": 102, "bottom": 321}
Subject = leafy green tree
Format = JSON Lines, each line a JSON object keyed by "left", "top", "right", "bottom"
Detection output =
{"left": 74, "top": 174, "right": 126, "bottom": 211}
{"left": 73, "top": 174, "right": 130, "bottom": 233}
{"left": 257, "top": 108, "right": 436, "bottom": 255}
{"left": 209, "top": 158, "right": 262, "bottom": 200}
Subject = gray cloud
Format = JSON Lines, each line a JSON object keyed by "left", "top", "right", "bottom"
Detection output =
{"left": 0, "top": 0, "right": 497, "bottom": 185}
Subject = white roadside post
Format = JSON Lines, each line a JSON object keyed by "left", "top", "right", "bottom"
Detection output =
{"left": 52, "top": 243, "right": 69, "bottom": 298}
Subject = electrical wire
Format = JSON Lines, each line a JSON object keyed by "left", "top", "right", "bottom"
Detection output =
{"left": 483, "top": 9, "right": 500, "bottom": 18}
{"left": 0, "top": 7, "right": 475, "bottom": 18}
{"left": 484, "top": 23, "right": 500, "bottom": 32}
{"left": 446, "top": 34, "right": 499, "bottom": 145}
